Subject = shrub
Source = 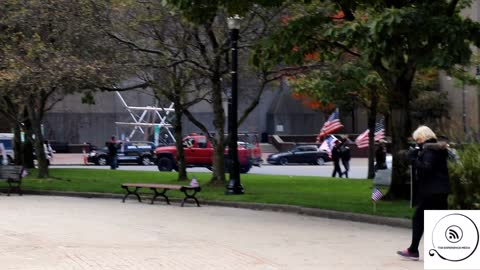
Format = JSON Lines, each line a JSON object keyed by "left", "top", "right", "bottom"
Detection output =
{"left": 448, "top": 144, "right": 480, "bottom": 209}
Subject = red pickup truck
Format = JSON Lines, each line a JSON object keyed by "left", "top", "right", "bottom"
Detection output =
{"left": 154, "top": 134, "right": 262, "bottom": 173}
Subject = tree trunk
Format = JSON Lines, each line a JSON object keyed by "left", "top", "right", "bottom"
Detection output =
{"left": 384, "top": 67, "right": 415, "bottom": 199}
{"left": 26, "top": 103, "right": 49, "bottom": 178}
{"left": 22, "top": 120, "right": 35, "bottom": 169}
{"left": 173, "top": 102, "right": 188, "bottom": 181}
{"left": 209, "top": 79, "right": 226, "bottom": 185}
{"left": 387, "top": 106, "right": 411, "bottom": 199}
{"left": 13, "top": 124, "right": 23, "bottom": 165}
{"left": 366, "top": 110, "right": 377, "bottom": 179}
{"left": 31, "top": 120, "right": 49, "bottom": 178}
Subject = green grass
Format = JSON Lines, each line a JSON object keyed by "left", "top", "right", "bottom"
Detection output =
{"left": 18, "top": 168, "right": 413, "bottom": 219}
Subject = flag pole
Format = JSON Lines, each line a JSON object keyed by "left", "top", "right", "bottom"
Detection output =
{"left": 373, "top": 201, "right": 376, "bottom": 214}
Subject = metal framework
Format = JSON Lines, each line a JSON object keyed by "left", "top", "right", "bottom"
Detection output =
{"left": 114, "top": 91, "right": 175, "bottom": 143}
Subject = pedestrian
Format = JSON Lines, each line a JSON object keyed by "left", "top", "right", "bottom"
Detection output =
{"left": 82, "top": 142, "right": 90, "bottom": 165}
{"left": 397, "top": 125, "right": 451, "bottom": 261}
{"left": 331, "top": 140, "right": 343, "bottom": 178}
{"left": 339, "top": 138, "right": 351, "bottom": 178}
{"left": 374, "top": 140, "right": 387, "bottom": 171}
{"left": 106, "top": 136, "right": 121, "bottom": 170}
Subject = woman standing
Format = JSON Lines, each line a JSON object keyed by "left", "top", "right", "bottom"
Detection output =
{"left": 397, "top": 126, "right": 451, "bottom": 260}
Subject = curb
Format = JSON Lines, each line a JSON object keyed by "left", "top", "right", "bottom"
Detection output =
{"left": 21, "top": 189, "right": 411, "bottom": 229}
{"left": 205, "top": 201, "right": 411, "bottom": 228}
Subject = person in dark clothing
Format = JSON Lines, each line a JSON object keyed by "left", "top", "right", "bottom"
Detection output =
{"left": 397, "top": 126, "right": 451, "bottom": 261}
{"left": 106, "top": 136, "right": 121, "bottom": 170}
{"left": 339, "top": 138, "right": 351, "bottom": 178}
{"left": 374, "top": 140, "right": 387, "bottom": 171}
{"left": 331, "top": 140, "right": 343, "bottom": 178}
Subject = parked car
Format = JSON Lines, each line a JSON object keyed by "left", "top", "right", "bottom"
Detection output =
{"left": 48, "top": 141, "right": 69, "bottom": 153}
{"left": 88, "top": 141, "right": 156, "bottom": 165}
{"left": 0, "top": 133, "right": 14, "bottom": 164}
{"left": 267, "top": 145, "right": 330, "bottom": 165}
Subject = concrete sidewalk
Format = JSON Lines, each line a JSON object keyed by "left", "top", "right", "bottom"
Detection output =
{"left": 0, "top": 195, "right": 423, "bottom": 270}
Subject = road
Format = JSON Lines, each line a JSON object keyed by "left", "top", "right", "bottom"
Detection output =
{"left": 52, "top": 158, "right": 370, "bottom": 179}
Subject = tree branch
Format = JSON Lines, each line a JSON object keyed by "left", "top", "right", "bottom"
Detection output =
{"left": 183, "top": 108, "right": 214, "bottom": 141}
{"left": 238, "top": 75, "right": 268, "bottom": 126}
{"left": 98, "top": 82, "right": 150, "bottom": 92}
{"left": 107, "top": 32, "right": 164, "bottom": 55}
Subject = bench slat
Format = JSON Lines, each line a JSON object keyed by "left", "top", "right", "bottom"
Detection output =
{"left": 0, "top": 166, "right": 23, "bottom": 180}
{"left": 121, "top": 183, "right": 197, "bottom": 190}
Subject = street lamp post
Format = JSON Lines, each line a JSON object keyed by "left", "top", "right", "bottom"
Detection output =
{"left": 226, "top": 15, "right": 244, "bottom": 195}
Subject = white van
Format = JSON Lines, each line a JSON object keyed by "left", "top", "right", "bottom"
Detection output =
{"left": 0, "top": 133, "right": 14, "bottom": 164}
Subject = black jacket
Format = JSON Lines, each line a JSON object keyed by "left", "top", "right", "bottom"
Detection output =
{"left": 107, "top": 141, "right": 120, "bottom": 156}
{"left": 410, "top": 139, "right": 451, "bottom": 200}
{"left": 331, "top": 145, "right": 342, "bottom": 162}
{"left": 340, "top": 145, "right": 351, "bottom": 162}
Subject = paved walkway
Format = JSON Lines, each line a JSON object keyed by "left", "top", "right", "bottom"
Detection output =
{"left": 0, "top": 195, "right": 422, "bottom": 270}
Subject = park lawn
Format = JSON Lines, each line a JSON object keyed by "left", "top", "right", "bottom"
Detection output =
{"left": 20, "top": 168, "right": 413, "bottom": 219}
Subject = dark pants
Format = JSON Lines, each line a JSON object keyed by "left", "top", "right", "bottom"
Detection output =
{"left": 374, "top": 162, "right": 387, "bottom": 171}
{"left": 408, "top": 194, "right": 448, "bottom": 253}
{"left": 332, "top": 160, "right": 342, "bottom": 177}
{"left": 341, "top": 159, "right": 350, "bottom": 178}
{"left": 110, "top": 155, "right": 118, "bottom": 170}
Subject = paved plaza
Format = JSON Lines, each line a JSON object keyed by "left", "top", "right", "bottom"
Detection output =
{"left": 0, "top": 195, "right": 422, "bottom": 270}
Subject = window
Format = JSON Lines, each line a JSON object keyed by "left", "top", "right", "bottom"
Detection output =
{"left": 198, "top": 138, "right": 207, "bottom": 148}
{"left": 0, "top": 139, "right": 12, "bottom": 150}
{"left": 183, "top": 138, "right": 195, "bottom": 148}
{"left": 137, "top": 145, "right": 152, "bottom": 149}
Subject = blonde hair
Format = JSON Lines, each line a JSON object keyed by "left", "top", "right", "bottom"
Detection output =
{"left": 412, "top": 125, "right": 437, "bottom": 143}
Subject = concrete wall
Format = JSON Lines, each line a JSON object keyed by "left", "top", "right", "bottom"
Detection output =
{"left": 43, "top": 81, "right": 279, "bottom": 147}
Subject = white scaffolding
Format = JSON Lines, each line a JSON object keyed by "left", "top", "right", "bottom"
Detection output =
{"left": 114, "top": 91, "right": 176, "bottom": 144}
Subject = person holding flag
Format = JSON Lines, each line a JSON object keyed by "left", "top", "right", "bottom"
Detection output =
{"left": 339, "top": 137, "right": 351, "bottom": 178}
{"left": 331, "top": 139, "right": 343, "bottom": 178}
{"left": 318, "top": 135, "right": 338, "bottom": 157}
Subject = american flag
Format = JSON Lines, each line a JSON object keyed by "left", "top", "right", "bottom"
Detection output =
{"left": 371, "top": 187, "right": 383, "bottom": 202}
{"left": 319, "top": 135, "right": 338, "bottom": 157}
{"left": 317, "top": 110, "right": 344, "bottom": 141}
{"left": 355, "top": 119, "right": 385, "bottom": 148}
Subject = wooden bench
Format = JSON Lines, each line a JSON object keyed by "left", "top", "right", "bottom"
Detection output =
{"left": 121, "top": 183, "right": 201, "bottom": 207}
{"left": 0, "top": 165, "right": 24, "bottom": 196}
